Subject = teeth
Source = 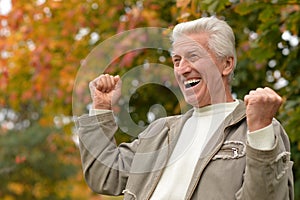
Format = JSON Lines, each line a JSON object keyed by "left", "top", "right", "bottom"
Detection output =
{"left": 184, "top": 79, "right": 201, "bottom": 85}
{"left": 184, "top": 79, "right": 201, "bottom": 88}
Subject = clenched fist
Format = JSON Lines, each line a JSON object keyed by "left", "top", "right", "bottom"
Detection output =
{"left": 244, "top": 87, "right": 283, "bottom": 132}
{"left": 89, "top": 74, "right": 122, "bottom": 110}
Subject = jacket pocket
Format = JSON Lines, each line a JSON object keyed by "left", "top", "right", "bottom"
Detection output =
{"left": 212, "top": 140, "right": 246, "bottom": 160}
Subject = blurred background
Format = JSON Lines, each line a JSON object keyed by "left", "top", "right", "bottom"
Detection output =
{"left": 0, "top": 0, "right": 300, "bottom": 199}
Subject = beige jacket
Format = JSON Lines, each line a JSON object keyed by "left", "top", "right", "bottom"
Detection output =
{"left": 75, "top": 100, "right": 294, "bottom": 200}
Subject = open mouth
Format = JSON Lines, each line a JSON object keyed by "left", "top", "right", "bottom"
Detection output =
{"left": 184, "top": 79, "right": 201, "bottom": 89}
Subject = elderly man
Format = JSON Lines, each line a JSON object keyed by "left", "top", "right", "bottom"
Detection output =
{"left": 76, "top": 16, "right": 293, "bottom": 199}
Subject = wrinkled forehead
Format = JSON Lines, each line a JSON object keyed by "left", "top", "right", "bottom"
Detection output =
{"left": 171, "top": 33, "right": 209, "bottom": 57}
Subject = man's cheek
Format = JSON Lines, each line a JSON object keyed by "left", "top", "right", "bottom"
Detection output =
{"left": 174, "top": 73, "right": 183, "bottom": 88}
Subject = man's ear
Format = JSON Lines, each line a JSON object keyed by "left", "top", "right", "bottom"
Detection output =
{"left": 222, "top": 56, "right": 234, "bottom": 76}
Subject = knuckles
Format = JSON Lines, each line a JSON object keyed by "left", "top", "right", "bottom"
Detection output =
{"left": 246, "top": 87, "right": 283, "bottom": 106}
{"left": 90, "top": 74, "right": 117, "bottom": 93}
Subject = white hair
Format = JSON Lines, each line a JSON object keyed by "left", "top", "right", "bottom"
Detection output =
{"left": 171, "top": 16, "right": 237, "bottom": 81}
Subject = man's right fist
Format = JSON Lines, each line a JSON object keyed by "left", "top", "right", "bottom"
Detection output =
{"left": 89, "top": 74, "right": 121, "bottom": 110}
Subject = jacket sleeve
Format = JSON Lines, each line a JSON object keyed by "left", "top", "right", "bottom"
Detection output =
{"left": 75, "top": 112, "right": 139, "bottom": 195}
{"left": 236, "top": 119, "right": 294, "bottom": 200}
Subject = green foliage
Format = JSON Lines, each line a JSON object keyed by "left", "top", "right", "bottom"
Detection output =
{"left": 0, "top": 123, "right": 79, "bottom": 199}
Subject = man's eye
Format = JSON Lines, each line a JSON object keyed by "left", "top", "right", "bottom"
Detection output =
{"left": 189, "top": 54, "right": 199, "bottom": 62}
{"left": 172, "top": 57, "right": 181, "bottom": 66}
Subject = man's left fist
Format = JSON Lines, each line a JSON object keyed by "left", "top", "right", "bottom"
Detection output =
{"left": 244, "top": 87, "right": 283, "bottom": 132}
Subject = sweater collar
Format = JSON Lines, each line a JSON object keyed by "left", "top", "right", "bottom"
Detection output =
{"left": 167, "top": 99, "right": 246, "bottom": 143}
{"left": 193, "top": 100, "right": 239, "bottom": 117}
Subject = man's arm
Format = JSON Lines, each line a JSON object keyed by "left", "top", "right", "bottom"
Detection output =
{"left": 76, "top": 112, "right": 138, "bottom": 195}
{"left": 236, "top": 87, "right": 294, "bottom": 199}
{"left": 76, "top": 74, "right": 137, "bottom": 195}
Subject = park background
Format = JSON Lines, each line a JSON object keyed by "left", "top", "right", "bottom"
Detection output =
{"left": 1, "top": 0, "right": 300, "bottom": 199}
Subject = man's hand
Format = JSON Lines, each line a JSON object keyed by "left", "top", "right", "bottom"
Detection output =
{"left": 244, "top": 87, "right": 282, "bottom": 132}
{"left": 89, "top": 74, "right": 121, "bottom": 110}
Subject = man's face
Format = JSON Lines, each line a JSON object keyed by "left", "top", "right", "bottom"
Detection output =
{"left": 172, "top": 33, "right": 228, "bottom": 108}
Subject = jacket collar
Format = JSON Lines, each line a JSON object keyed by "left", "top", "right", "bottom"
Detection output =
{"left": 223, "top": 99, "right": 246, "bottom": 128}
